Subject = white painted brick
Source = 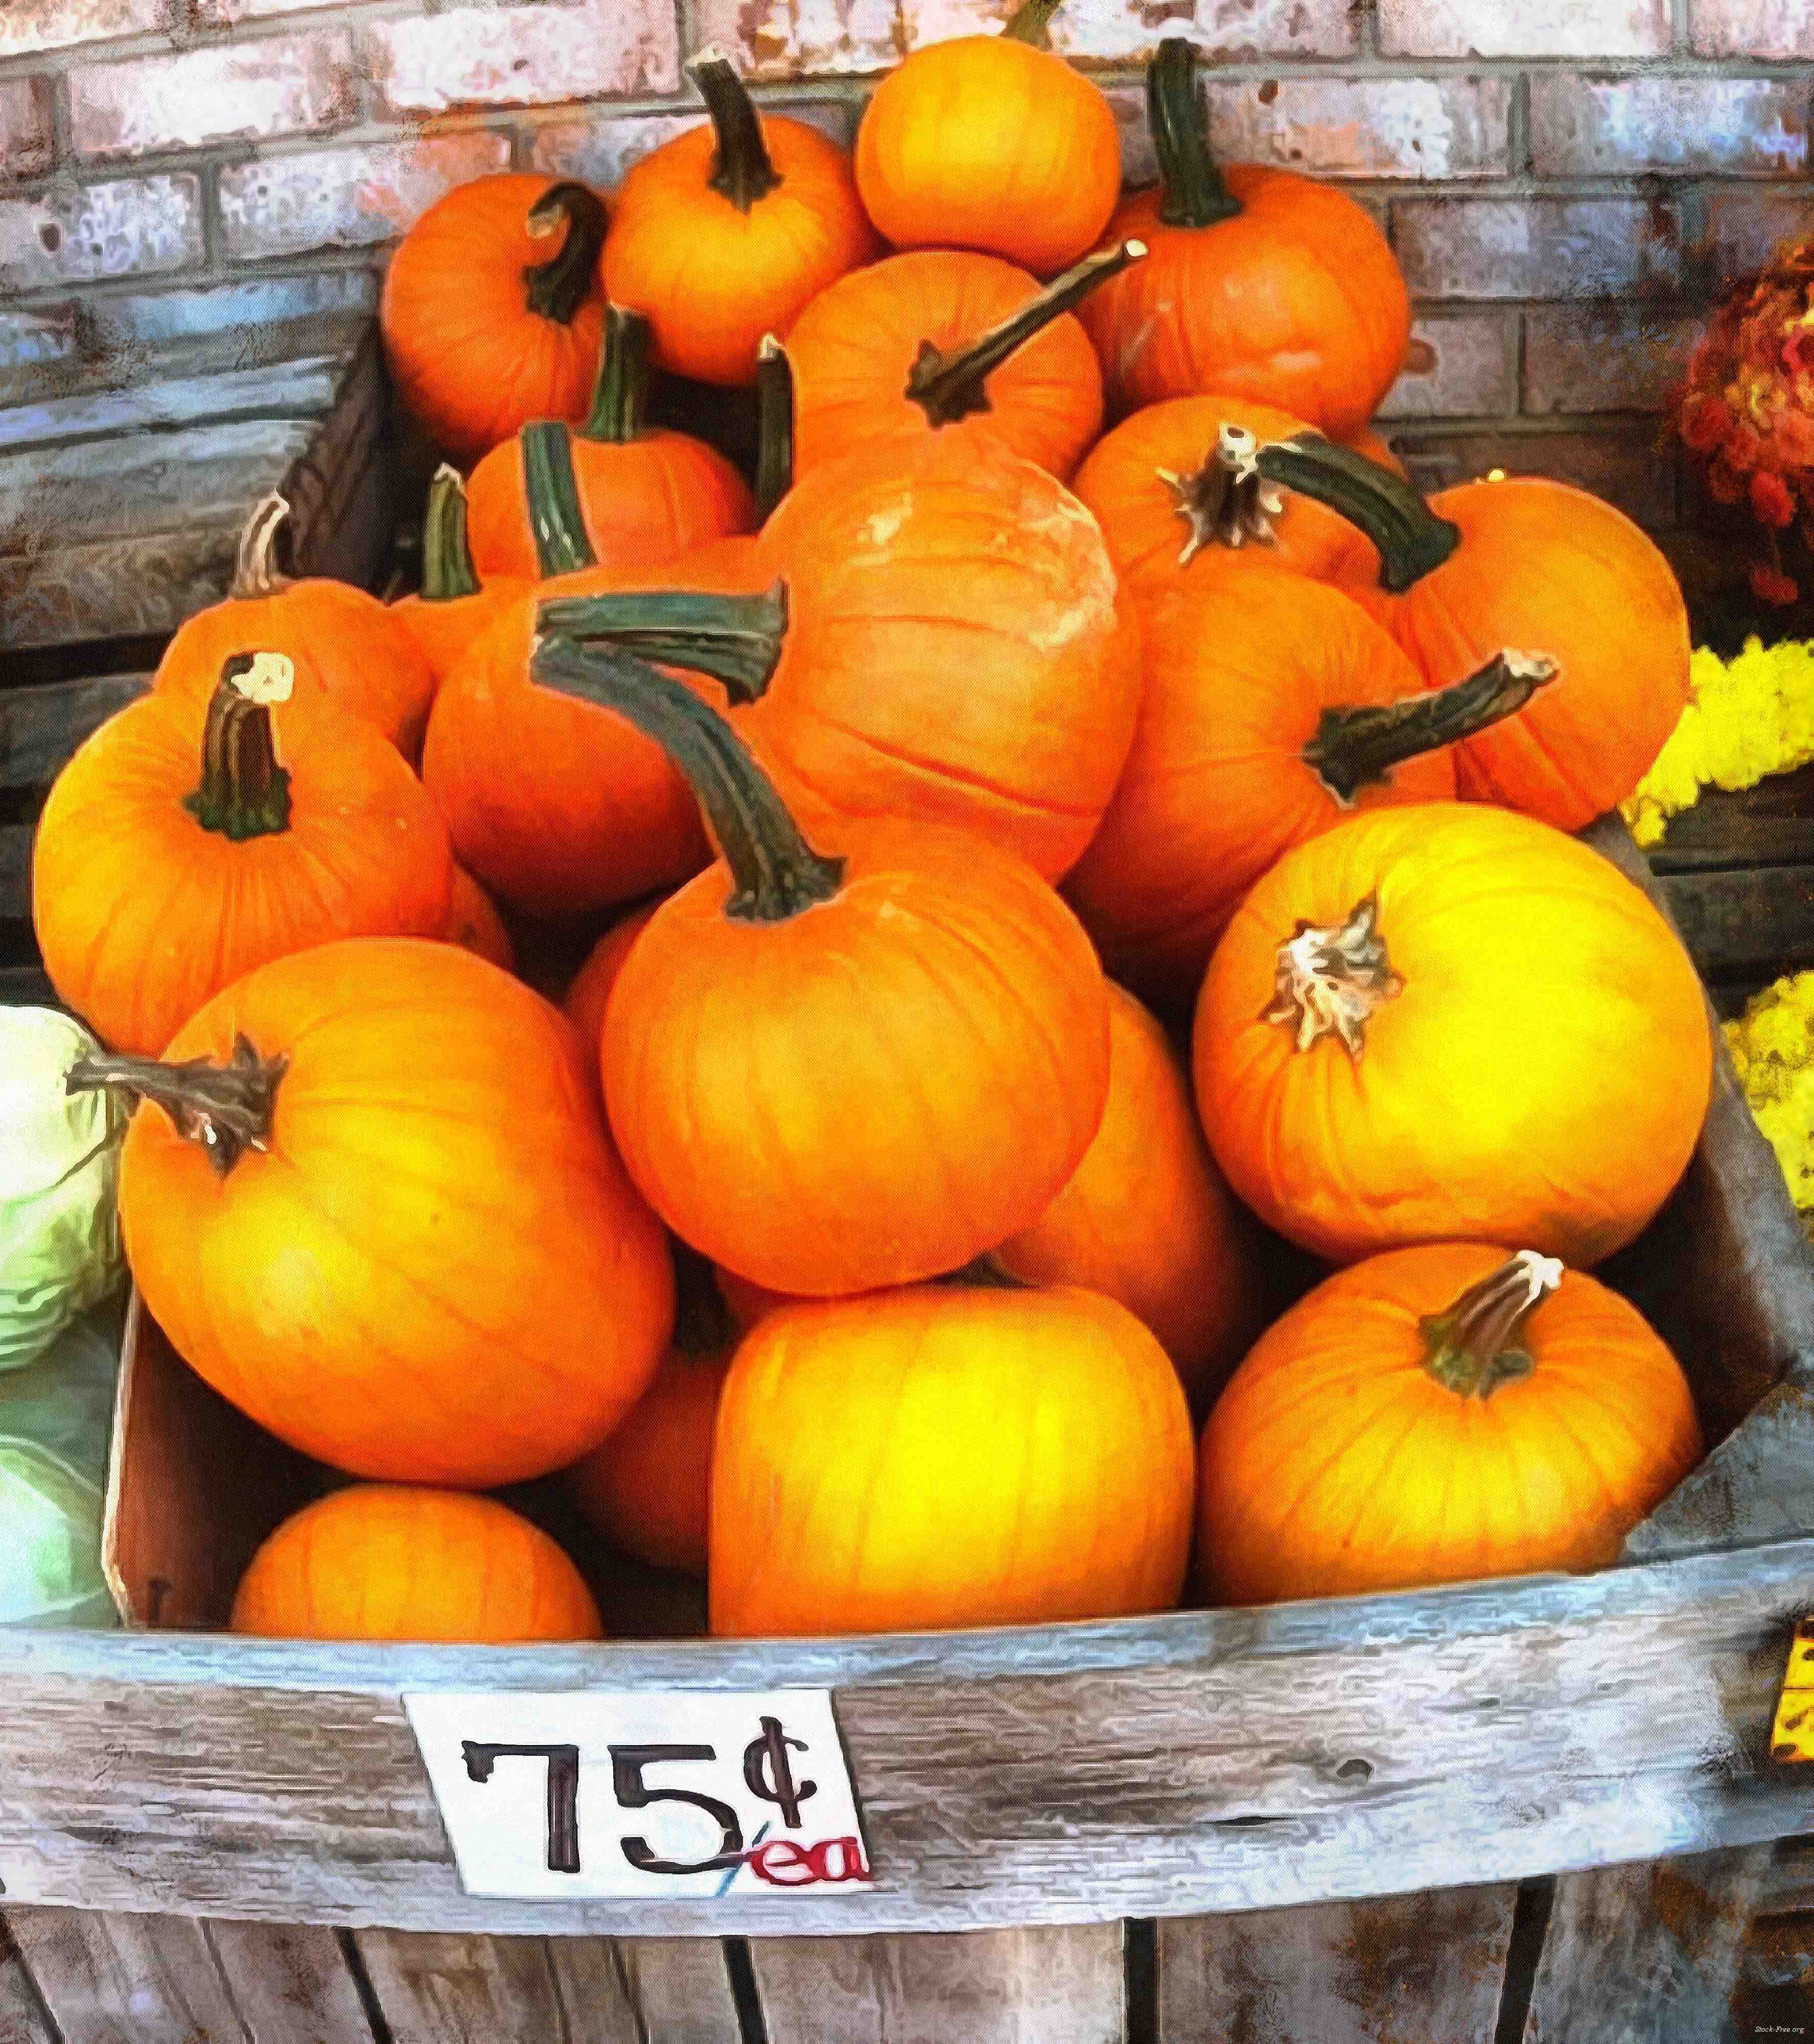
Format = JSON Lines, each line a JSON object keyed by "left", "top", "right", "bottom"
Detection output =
{"left": 0, "top": 77, "right": 54, "bottom": 182}
{"left": 0, "top": 175, "right": 201, "bottom": 290}
{"left": 219, "top": 132, "right": 511, "bottom": 262}
{"left": 0, "top": 0, "right": 166, "bottom": 61}
{"left": 1529, "top": 75, "right": 1809, "bottom": 176}
{"left": 1206, "top": 76, "right": 1513, "bottom": 181}
{"left": 1691, "top": 0, "right": 1814, "bottom": 58}
{"left": 1522, "top": 306, "right": 1699, "bottom": 413}
{"left": 1378, "top": 311, "right": 1515, "bottom": 420}
{"left": 70, "top": 30, "right": 358, "bottom": 159}
{"left": 1379, "top": 0, "right": 1669, "bottom": 58}
{"left": 1393, "top": 196, "right": 1684, "bottom": 299}
{"left": 363, "top": 0, "right": 679, "bottom": 117}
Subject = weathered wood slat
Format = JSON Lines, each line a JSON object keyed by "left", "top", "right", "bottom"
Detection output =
{"left": 0, "top": 358, "right": 343, "bottom": 456}
{"left": 1646, "top": 765, "right": 1814, "bottom": 876}
{"left": 199, "top": 1918, "right": 378, "bottom": 2042}
{"left": 1755, "top": 1835, "right": 1814, "bottom": 1917}
{"left": 0, "top": 675, "right": 149, "bottom": 790}
{"left": 1651, "top": 865, "right": 1814, "bottom": 984}
{"left": 1157, "top": 1886, "right": 1519, "bottom": 2043}
{"left": 0, "top": 1923, "right": 55, "bottom": 2044}
{"left": 1519, "top": 1844, "right": 1772, "bottom": 2042}
{"left": 1, "top": 826, "right": 29, "bottom": 927}
{"left": 0, "top": 967, "right": 55, "bottom": 1009}
{"left": 1733, "top": 1907, "right": 1814, "bottom": 2033}
{"left": 750, "top": 1925, "right": 1124, "bottom": 2043}
{"left": 0, "top": 523, "right": 241, "bottom": 655}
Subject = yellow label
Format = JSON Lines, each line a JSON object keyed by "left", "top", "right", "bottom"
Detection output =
{"left": 1771, "top": 1617, "right": 1814, "bottom": 1762}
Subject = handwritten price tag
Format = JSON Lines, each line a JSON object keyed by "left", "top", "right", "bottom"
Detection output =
{"left": 404, "top": 1689, "right": 873, "bottom": 1900}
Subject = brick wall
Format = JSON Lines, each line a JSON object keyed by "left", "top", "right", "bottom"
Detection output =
{"left": 2, "top": 0, "right": 1811, "bottom": 540}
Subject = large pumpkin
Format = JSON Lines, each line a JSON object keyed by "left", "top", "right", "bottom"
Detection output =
{"left": 1193, "top": 804, "right": 1712, "bottom": 1268}
{"left": 231, "top": 1485, "right": 604, "bottom": 1642}
{"left": 69, "top": 939, "right": 673, "bottom": 1486}
{"left": 531, "top": 639, "right": 1111, "bottom": 1296}
{"left": 710, "top": 1284, "right": 1195, "bottom": 1636}
{"left": 1198, "top": 1245, "right": 1703, "bottom": 1602}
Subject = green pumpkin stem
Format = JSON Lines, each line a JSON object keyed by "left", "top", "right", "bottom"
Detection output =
{"left": 687, "top": 47, "right": 782, "bottom": 213}
{"left": 183, "top": 653, "right": 294, "bottom": 841}
{"left": 1303, "top": 650, "right": 1560, "bottom": 806}
{"left": 536, "top": 582, "right": 788, "bottom": 705}
{"left": 519, "top": 423, "right": 599, "bottom": 578}
{"left": 906, "top": 240, "right": 1147, "bottom": 431}
{"left": 418, "top": 464, "right": 484, "bottom": 603}
{"left": 1245, "top": 429, "right": 1462, "bottom": 593}
{"left": 1148, "top": 38, "right": 1241, "bottom": 229}
{"left": 522, "top": 182, "right": 610, "bottom": 324}
{"left": 1261, "top": 892, "right": 1402, "bottom": 1060}
{"left": 530, "top": 636, "right": 844, "bottom": 923}
{"left": 754, "top": 335, "right": 794, "bottom": 519}
{"left": 65, "top": 1034, "right": 287, "bottom": 1179}
{"left": 1001, "top": 0, "right": 1063, "bottom": 47}
{"left": 1421, "top": 1251, "right": 1563, "bottom": 1401}
{"left": 583, "top": 305, "right": 654, "bottom": 444}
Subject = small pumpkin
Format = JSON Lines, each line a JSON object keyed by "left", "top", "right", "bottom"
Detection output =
{"left": 35, "top": 654, "right": 453, "bottom": 1056}
{"left": 1197, "top": 1245, "right": 1703, "bottom": 1604}
{"left": 379, "top": 175, "right": 608, "bottom": 466}
{"left": 154, "top": 496, "right": 437, "bottom": 760}
{"left": 464, "top": 307, "right": 756, "bottom": 585}
{"left": 710, "top": 1282, "right": 1195, "bottom": 1637}
{"left": 531, "top": 638, "right": 1111, "bottom": 1296}
{"left": 390, "top": 467, "right": 533, "bottom": 686}
{"left": 853, "top": 0, "right": 1122, "bottom": 276}
{"left": 1193, "top": 803, "right": 1712, "bottom": 1268}
{"left": 69, "top": 938, "right": 673, "bottom": 1487}
{"left": 231, "top": 1485, "right": 603, "bottom": 1642}
{"left": 602, "top": 48, "right": 878, "bottom": 387}
{"left": 1078, "top": 40, "right": 1409, "bottom": 435}
{"left": 563, "top": 901, "right": 661, "bottom": 1059}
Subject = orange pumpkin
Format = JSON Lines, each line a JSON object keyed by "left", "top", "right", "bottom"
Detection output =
{"left": 154, "top": 496, "right": 437, "bottom": 760}
{"left": 1079, "top": 40, "right": 1409, "bottom": 434}
{"left": 379, "top": 175, "right": 607, "bottom": 465}
{"left": 993, "top": 984, "right": 1260, "bottom": 1411}
{"left": 390, "top": 467, "right": 533, "bottom": 686}
{"left": 70, "top": 938, "right": 673, "bottom": 1486}
{"left": 443, "top": 863, "right": 515, "bottom": 972}
{"left": 35, "top": 654, "right": 453, "bottom": 1056}
{"left": 231, "top": 1485, "right": 603, "bottom": 1642}
{"left": 602, "top": 49, "right": 877, "bottom": 387}
{"left": 1193, "top": 803, "right": 1712, "bottom": 1268}
{"left": 1197, "top": 1245, "right": 1703, "bottom": 1603}
{"left": 710, "top": 1283, "right": 1195, "bottom": 1636}
{"left": 563, "top": 901, "right": 660, "bottom": 1059}
{"left": 465, "top": 307, "right": 755, "bottom": 585}
{"left": 531, "top": 639, "right": 1111, "bottom": 1296}
{"left": 853, "top": 0, "right": 1122, "bottom": 275}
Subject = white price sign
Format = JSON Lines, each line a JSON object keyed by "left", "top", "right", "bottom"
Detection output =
{"left": 404, "top": 1689, "right": 873, "bottom": 1901}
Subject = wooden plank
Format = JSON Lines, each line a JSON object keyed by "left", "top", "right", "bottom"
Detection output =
{"left": 0, "top": 675, "right": 149, "bottom": 791}
{"left": 1, "top": 826, "right": 28, "bottom": 927}
{"left": 750, "top": 1925, "right": 1124, "bottom": 2043}
{"left": 200, "top": 1918, "right": 378, "bottom": 2042}
{"left": 0, "top": 1922, "right": 56, "bottom": 2044}
{"left": 0, "top": 357, "right": 343, "bottom": 455}
{"left": 0, "top": 523, "right": 240, "bottom": 654}
{"left": 281, "top": 328, "right": 393, "bottom": 595}
{"left": 1645, "top": 764, "right": 1814, "bottom": 876}
{"left": 1733, "top": 1907, "right": 1814, "bottom": 2034}
{"left": 1157, "top": 1886, "right": 1519, "bottom": 2043}
{"left": 1652, "top": 865, "right": 1814, "bottom": 984}
{"left": 1520, "top": 1844, "right": 1772, "bottom": 2042}
{"left": 0, "top": 969, "right": 55, "bottom": 1009}
{"left": 8, "top": 1907, "right": 277, "bottom": 2043}
{"left": 1755, "top": 1834, "right": 1814, "bottom": 1917}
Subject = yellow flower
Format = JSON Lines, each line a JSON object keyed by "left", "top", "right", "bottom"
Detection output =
{"left": 1724, "top": 973, "right": 1814, "bottom": 1224}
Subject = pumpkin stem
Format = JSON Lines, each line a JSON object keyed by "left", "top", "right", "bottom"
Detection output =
{"left": 1245, "top": 431, "right": 1462, "bottom": 593}
{"left": 583, "top": 305, "right": 654, "bottom": 445}
{"left": 418, "top": 464, "right": 484, "bottom": 603}
{"left": 1148, "top": 38, "right": 1241, "bottom": 230}
{"left": 688, "top": 47, "right": 782, "bottom": 213}
{"left": 1001, "top": 0, "right": 1063, "bottom": 46}
{"left": 522, "top": 181, "right": 610, "bottom": 324}
{"left": 183, "top": 653, "right": 294, "bottom": 841}
{"left": 229, "top": 493, "right": 293, "bottom": 599}
{"left": 1421, "top": 1251, "right": 1563, "bottom": 1401}
{"left": 65, "top": 1033, "right": 287, "bottom": 1179}
{"left": 1303, "top": 649, "right": 1561, "bottom": 806}
{"left": 904, "top": 240, "right": 1147, "bottom": 431}
{"left": 519, "top": 423, "right": 600, "bottom": 578}
{"left": 1160, "top": 444, "right": 1286, "bottom": 565}
{"left": 536, "top": 581, "right": 787, "bottom": 705}
{"left": 672, "top": 1239, "right": 741, "bottom": 1355}
{"left": 1261, "top": 893, "right": 1402, "bottom": 1059}
{"left": 754, "top": 335, "right": 794, "bottom": 519}
{"left": 530, "top": 636, "right": 845, "bottom": 923}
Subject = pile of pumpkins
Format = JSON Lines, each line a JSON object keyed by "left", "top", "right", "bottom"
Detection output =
{"left": 33, "top": 11, "right": 1712, "bottom": 1646}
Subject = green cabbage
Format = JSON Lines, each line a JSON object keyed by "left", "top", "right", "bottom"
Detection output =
{"left": 0, "top": 1009, "right": 125, "bottom": 1373}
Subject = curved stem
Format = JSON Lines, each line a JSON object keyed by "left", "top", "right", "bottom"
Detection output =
{"left": 1001, "top": 0, "right": 1062, "bottom": 47}
{"left": 536, "top": 582, "right": 788, "bottom": 705}
{"left": 687, "top": 48, "right": 781, "bottom": 213}
{"left": 530, "top": 636, "right": 844, "bottom": 923}
{"left": 582, "top": 305, "right": 653, "bottom": 445}
{"left": 1303, "top": 649, "right": 1560, "bottom": 805}
{"left": 183, "top": 653, "right": 294, "bottom": 840}
{"left": 1247, "top": 431, "right": 1462, "bottom": 593}
{"left": 1160, "top": 447, "right": 1285, "bottom": 564}
{"left": 754, "top": 335, "right": 794, "bottom": 520}
{"left": 418, "top": 464, "right": 484, "bottom": 602}
{"left": 229, "top": 493, "right": 292, "bottom": 599}
{"left": 905, "top": 240, "right": 1146, "bottom": 430}
{"left": 519, "top": 423, "right": 599, "bottom": 578}
{"left": 1420, "top": 1250, "right": 1563, "bottom": 1401}
{"left": 1148, "top": 37, "right": 1240, "bottom": 229}
{"left": 65, "top": 1034, "right": 287, "bottom": 1179}
{"left": 1261, "top": 892, "right": 1402, "bottom": 1060}
{"left": 522, "top": 181, "right": 609, "bottom": 324}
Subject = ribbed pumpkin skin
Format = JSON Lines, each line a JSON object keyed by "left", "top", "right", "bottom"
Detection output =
{"left": 119, "top": 940, "right": 673, "bottom": 1486}
{"left": 34, "top": 692, "right": 453, "bottom": 1057}
{"left": 1079, "top": 170, "right": 1409, "bottom": 434}
{"left": 854, "top": 36, "right": 1121, "bottom": 275}
{"left": 994, "top": 984, "right": 1260, "bottom": 1410}
{"left": 231, "top": 1486, "right": 604, "bottom": 1642}
{"left": 1193, "top": 804, "right": 1712, "bottom": 1268}
{"left": 1063, "top": 570, "right": 1453, "bottom": 1013}
{"left": 1197, "top": 1245, "right": 1704, "bottom": 1604}
{"left": 379, "top": 174, "right": 604, "bottom": 464}
{"left": 602, "top": 819, "right": 1111, "bottom": 1297}
{"left": 603, "top": 116, "right": 879, "bottom": 387}
{"left": 709, "top": 1286, "right": 1195, "bottom": 1637}
{"left": 390, "top": 575, "right": 533, "bottom": 688}
{"left": 563, "top": 903, "right": 660, "bottom": 1061}
{"left": 784, "top": 250, "right": 1105, "bottom": 482}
